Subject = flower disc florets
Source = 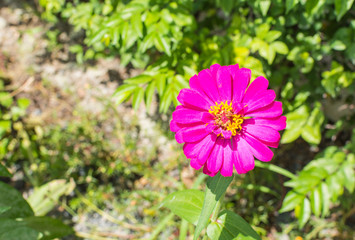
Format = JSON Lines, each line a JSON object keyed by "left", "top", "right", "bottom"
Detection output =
{"left": 209, "top": 101, "right": 244, "bottom": 137}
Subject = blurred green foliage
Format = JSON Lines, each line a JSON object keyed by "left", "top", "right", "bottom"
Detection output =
{"left": 1, "top": 0, "right": 354, "bottom": 238}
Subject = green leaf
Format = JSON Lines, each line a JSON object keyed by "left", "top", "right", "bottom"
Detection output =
{"left": 280, "top": 190, "right": 304, "bottom": 213}
{"left": 264, "top": 31, "right": 282, "bottom": 42}
{"left": 194, "top": 174, "right": 233, "bottom": 240}
{"left": 124, "top": 75, "right": 152, "bottom": 85}
{"left": 156, "top": 74, "right": 166, "bottom": 97}
{"left": 270, "top": 41, "right": 289, "bottom": 54}
{"left": 113, "top": 84, "right": 137, "bottom": 105}
{"left": 131, "top": 12, "right": 143, "bottom": 38}
{"left": 0, "top": 182, "right": 34, "bottom": 219}
{"left": 286, "top": 0, "right": 299, "bottom": 13}
{"left": 0, "top": 163, "right": 12, "bottom": 177}
{"left": 310, "top": 185, "right": 322, "bottom": 217}
{"left": 154, "top": 34, "right": 171, "bottom": 56}
{"left": 259, "top": 0, "right": 271, "bottom": 17}
{"left": 301, "top": 105, "right": 324, "bottom": 145}
{"left": 159, "top": 86, "right": 173, "bottom": 113}
{"left": 27, "top": 179, "right": 75, "bottom": 216}
{"left": 341, "top": 160, "right": 355, "bottom": 193}
{"left": 0, "top": 219, "right": 39, "bottom": 240}
{"left": 88, "top": 29, "right": 108, "bottom": 46}
{"left": 281, "top": 105, "right": 309, "bottom": 144}
{"left": 145, "top": 81, "right": 155, "bottom": 110}
{"left": 17, "top": 98, "right": 30, "bottom": 109}
{"left": 207, "top": 210, "right": 261, "bottom": 240}
{"left": 161, "top": 189, "right": 204, "bottom": 225}
{"left": 296, "top": 198, "right": 311, "bottom": 228}
{"left": 132, "top": 87, "right": 144, "bottom": 110}
{"left": 305, "top": 0, "right": 319, "bottom": 15}
{"left": 22, "top": 216, "right": 73, "bottom": 240}
{"left": 0, "top": 206, "right": 11, "bottom": 215}
{"left": 320, "top": 182, "right": 330, "bottom": 217}
{"left": 217, "top": 0, "right": 235, "bottom": 14}
{"left": 301, "top": 125, "right": 321, "bottom": 145}
{"left": 335, "top": 0, "right": 354, "bottom": 21}
{"left": 0, "top": 92, "right": 13, "bottom": 108}
{"left": 331, "top": 40, "right": 346, "bottom": 51}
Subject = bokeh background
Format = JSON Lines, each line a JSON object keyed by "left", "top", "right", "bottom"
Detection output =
{"left": 0, "top": 0, "right": 354, "bottom": 239}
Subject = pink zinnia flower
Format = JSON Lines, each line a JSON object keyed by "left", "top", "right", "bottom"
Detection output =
{"left": 170, "top": 64, "right": 286, "bottom": 177}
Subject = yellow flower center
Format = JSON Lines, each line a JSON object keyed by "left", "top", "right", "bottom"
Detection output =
{"left": 209, "top": 101, "right": 244, "bottom": 136}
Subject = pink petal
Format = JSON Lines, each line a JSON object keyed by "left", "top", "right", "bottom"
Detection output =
{"left": 210, "top": 64, "right": 221, "bottom": 79}
{"left": 207, "top": 138, "right": 224, "bottom": 173}
{"left": 203, "top": 164, "right": 217, "bottom": 177}
{"left": 242, "top": 133, "right": 274, "bottom": 162}
{"left": 222, "top": 130, "right": 232, "bottom": 139}
{"left": 190, "top": 158, "right": 203, "bottom": 170}
{"left": 216, "top": 66, "right": 232, "bottom": 100}
{"left": 183, "top": 134, "right": 211, "bottom": 158}
{"left": 197, "top": 69, "right": 221, "bottom": 102}
{"left": 231, "top": 137, "right": 247, "bottom": 174}
{"left": 227, "top": 64, "right": 239, "bottom": 75}
{"left": 236, "top": 137, "right": 255, "bottom": 172}
{"left": 232, "top": 68, "right": 251, "bottom": 102}
{"left": 260, "top": 139, "right": 279, "bottom": 148}
{"left": 189, "top": 74, "right": 213, "bottom": 101}
{"left": 173, "top": 108, "right": 205, "bottom": 124}
{"left": 177, "top": 89, "right": 213, "bottom": 111}
{"left": 196, "top": 134, "right": 216, "bottom": 165}
{"left": 243, "top": 76, "right": 269, "bottom": 103}
{"left": 244, "top": 116, "right": 287, "bottom": 131}
{"left": 245, "top": 101, "right": 283, "bottom": 118}
{"left": 175, "top": 129, "right": 184, "bottom": 143}
{"left": 170, "top": 120, "right": 180, "bottom": 132}
{"left": 244, "top": 90, "right": 276, "bottom": 113}
{"left": 244, "top": 124, "right": 280, "bottom": 143}
{"left": 181, "top": 124, "right": 208, "bottom": 143}
{"left": 220, "top": 140, "right": 233, "bottom": 177}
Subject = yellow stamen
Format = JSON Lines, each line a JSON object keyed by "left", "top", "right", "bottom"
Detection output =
{"left": 209, "top": 101, "right": 244, "bottom": 137}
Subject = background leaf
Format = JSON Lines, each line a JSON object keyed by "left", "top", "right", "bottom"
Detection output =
{"left": 161, "top": 189, "right": 204, "bottom": 225}
{"left": 207, "top": 210, "right": 261, "bottom": 240}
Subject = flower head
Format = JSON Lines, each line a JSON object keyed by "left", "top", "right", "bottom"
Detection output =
{"left": 170, "top": 64, "right": 286, "bottom": 177}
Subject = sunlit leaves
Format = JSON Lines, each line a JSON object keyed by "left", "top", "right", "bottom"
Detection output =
{"left": 280, "top": 150, "right": 355, "bottom": 227}
{"left": 335, "top": 0, "right": 354, "bottom": 21}
{"left": 282, "top": 103, "right": 324, "bottom": 145}
{"left": 207, "top": 210, "right": 261, "bottom": 240}
{"left": 161, "top": 189, "right": 204, "bottom": 225}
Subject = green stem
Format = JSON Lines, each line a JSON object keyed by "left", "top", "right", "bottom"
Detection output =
{"left": 255, "top": 161, "right": 296, "bottom": 179}
{"left": 211, "top": 193, "right": 224, "bottom": 222}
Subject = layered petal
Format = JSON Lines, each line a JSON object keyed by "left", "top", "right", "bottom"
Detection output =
{"left": 196, "top": 134, "right": 216, "bottom": 165}
{"left": 234, "top": 137, "right": 255, "bottom": 173}
{"left": 243, "top": 116, "right": 287, "bottom": 131}
{"left": 206, "top": 138, "right": 224, "bottom": 173}
{"left": 183, "top": 134, "right": 211, "bottom": 158}
{"left": 243, "top": 133, "right": 274, "bottom": 162}
{"left": 177, "top": 89, "right": 213, "bottom": 111}
{"left": 244, "top": 90, "right": 276, "bottom": 113}
{"left": 216, "top": 66, "right": 232, "bottom": 100}
{"left": 243, "top": 76, "right": 269, "bottom": 103}
{"left": 190, "top": 158, "right": 203, "bottom": 170}
{"left": 173, "top": 108, "right": 206, "bottom": 124}
{"left": 245, "top": 101, "right": 283, "bottom": 118}
{"left": 244, "top": 124, "right": 281, "bottom": 143}
{"left": 232, "top": 68, "right": 251, "bottom": 102}
{"left": 220, "top": 140, "right": 233, "bottom": 177}
{"left": 196, "top": 69, "right": 221, "bottom": 102}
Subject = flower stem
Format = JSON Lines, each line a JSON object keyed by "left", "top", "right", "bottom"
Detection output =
{"left": 211, "top": 193, "right": 224, "bottom": 222}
